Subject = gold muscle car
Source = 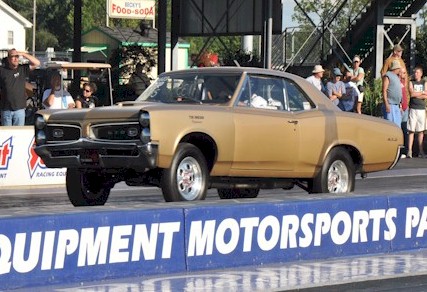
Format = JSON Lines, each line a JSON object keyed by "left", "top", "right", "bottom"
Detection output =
{"left": 34, "top": 67, "right": 403, "bottom": 206}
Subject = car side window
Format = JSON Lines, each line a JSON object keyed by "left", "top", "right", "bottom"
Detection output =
{"left": 284, "top": 79, "right": 315, "bottom": 111}
{"left": 237, "top": 75, "right": 285, "bottom": 110}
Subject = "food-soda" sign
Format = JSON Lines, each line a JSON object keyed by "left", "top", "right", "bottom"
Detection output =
{"left": 108, "top": 0, "right": 155, "bottom": 20}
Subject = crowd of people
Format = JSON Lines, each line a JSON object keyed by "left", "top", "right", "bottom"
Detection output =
{"left": 0, "top": 48, "right": 104, "bottom": 126}
{"left": 1, "top": 46, "right": 426, "bottom": 157}
{"left": 306, "top": 44, "right": 427, "bottom": 159}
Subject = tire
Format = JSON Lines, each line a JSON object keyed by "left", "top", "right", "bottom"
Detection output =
{"left": 66, "top": 168, "right": 111, "bottom": 206}
{"left": 218, "top": 188, "right": 260, "bottom": 199}
{"left": 161, "top": 143, "right": 208, "bottom": 202}
{"left": 310, "top": 148, "right": 355, "bottom": 194}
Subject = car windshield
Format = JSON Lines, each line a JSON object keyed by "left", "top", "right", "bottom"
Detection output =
{"left": 136, "top": 72, "right": 242, "bottom": 104}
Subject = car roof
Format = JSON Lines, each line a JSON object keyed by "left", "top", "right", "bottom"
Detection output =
{"left": 45, "top": 62, "right": 111, "bottom": 70}
{"left": 158, "top": 67, "right": 311, "bottom": 86}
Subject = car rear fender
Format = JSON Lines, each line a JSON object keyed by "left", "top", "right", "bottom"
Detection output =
{"left": 320, "top": 144, "right": 363, "bottom": 173}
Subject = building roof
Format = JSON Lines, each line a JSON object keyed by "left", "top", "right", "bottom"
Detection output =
{"left": 88, "top": 26, "right": 189, "bottom": 47}
{"left": 0, "top": 0, "right": 32, "bottom": 28}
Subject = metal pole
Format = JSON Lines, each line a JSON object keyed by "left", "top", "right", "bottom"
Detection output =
{"left": 32, "top": 0, "right": 36, "bottom": 55}
{"left": 375, "top": 1, "right": 385, "bottom": 78}
{"left": 158, "top": 0, "right": 167, "bottom": 74}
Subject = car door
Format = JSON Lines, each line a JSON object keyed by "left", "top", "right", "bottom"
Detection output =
{"left": 284, "top": 78, "right": 328, "bottom": 174}
{"left": 231, "top": 75, "right": 299, "bottom": 173}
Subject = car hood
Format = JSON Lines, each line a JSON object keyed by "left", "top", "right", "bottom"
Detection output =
{"left": 39, "top": 101, "right": 227, "bottom": 124}
{"left": 36, "top": 102, "right": 150, "bottom": 122}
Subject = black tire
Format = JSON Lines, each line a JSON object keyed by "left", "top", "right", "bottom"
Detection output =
{"left": 66, "top": 168, "right": 111, "bottom": 206}
{"left": 218, "top": 188, "right": 260, "bottom": 199}
{"left": 161, "top": 143, "right": 208, "bottom": 202}
{"left": 310, "top": 148, "right": 355, "bottom": 194}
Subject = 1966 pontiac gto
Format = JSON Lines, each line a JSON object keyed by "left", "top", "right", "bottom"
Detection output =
{"left": 34, "top": 67, "right": 403, "bottom": 206}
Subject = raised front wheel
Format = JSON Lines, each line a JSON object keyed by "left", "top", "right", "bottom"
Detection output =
{"left": 66, "top": 168, "right": 112, "bottom": 206}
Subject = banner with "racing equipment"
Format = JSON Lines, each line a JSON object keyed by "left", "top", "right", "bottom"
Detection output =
{"left": 0, "top": 127, "right": 66, "bottom": 186}
{"left": 1, "top": 193, "right": 427, "bottom": 289}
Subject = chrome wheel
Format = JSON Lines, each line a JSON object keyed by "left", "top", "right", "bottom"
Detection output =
{"left": 327, "top": 160, "right": 349, "bottom": 193}
{"left": 176, "top": 156, "right": 203, "bottom": 200}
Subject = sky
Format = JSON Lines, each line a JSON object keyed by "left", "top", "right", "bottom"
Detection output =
{"left": 282, "top": 0, "right": 297, "bottom": 29}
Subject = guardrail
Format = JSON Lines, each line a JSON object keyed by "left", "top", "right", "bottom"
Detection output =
{"left": 1, "top": 192, "right": 427, "bottom": 289}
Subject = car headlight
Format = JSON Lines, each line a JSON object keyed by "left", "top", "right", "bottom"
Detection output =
{"left": 35, "top": 115, "right": 46, "bottom": 130}
{"left": 35, "top": 131, "right": 46, "bottom": 145}
{"left": 140, "top": 128, "right": 151, "bottom": 144}
{"left": 139, "top": 111, "right": 150, "bottom": 128}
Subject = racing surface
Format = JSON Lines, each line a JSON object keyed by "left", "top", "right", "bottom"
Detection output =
{"left": 1, "top": 157, "right": 427, "bottom": 217}
{"left": 2, "top": 157, "right": 427, "bottom": 291}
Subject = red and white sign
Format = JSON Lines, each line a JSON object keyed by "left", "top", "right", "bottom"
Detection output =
{"left": 0, "top": 127, "right": 66, "bottom": 186}
{"left": 107, "top": 0, "right": 155, "bottom": 20}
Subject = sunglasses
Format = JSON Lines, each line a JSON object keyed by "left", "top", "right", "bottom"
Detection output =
{"left": 84, "top": 89, "right": 91, "bottom": 93}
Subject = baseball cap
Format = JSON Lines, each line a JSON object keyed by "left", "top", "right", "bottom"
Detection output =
{"left": 393, "top": 44, "right": 403, "bottom": 52}
{"left": 333, "top": 68, "right": 342, "bottom": 76}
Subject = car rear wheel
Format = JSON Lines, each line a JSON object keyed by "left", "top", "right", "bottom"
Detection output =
{"left": 161, "top": 143, "right": 208, "bottom": 202}
{"left": 310, "top": 148, "right": 355, "bottom": 194}
{"left": 218, "top": 188, "right": 260, "bottom": 199}
{"left": 66, "top": 168, "right": 111, "bottom": 206}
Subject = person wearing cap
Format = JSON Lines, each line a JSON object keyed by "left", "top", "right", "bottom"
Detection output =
{"left": 380, "top": 44, "right": 407, "bottom": 77}
{"left": 0, "top": 49, "right": 40, "bottom": 126}
{"left": 326, "top": 68, "right": 346, "bottom": 106}
{"left": 341, "top": 70, "right": 360, "bottom": 112}
{"left": 306, "top": 65, "right": 326, "bottom": 93}
{"left": 350, "top": 55, "right": 365, "bottom": 114}
{"left": 407, "top": 66, "right": 427, "bottom": 158}
{"left": 382, "top": 59, "right": 403, "bottom": 127}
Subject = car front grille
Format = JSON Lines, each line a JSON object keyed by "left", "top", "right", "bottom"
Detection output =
{"left": 46, "top": 124, "right": 81, "bottom": 142}
{"left": 91, "top": 122, "right": 141, "bottom": 141}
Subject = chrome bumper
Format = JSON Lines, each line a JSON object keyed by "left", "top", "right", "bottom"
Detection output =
{"left": 34, "top": 138, "right": 158, "bottom": 170}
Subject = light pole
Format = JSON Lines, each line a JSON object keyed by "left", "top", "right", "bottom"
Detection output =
{"left": 32, "top": 0, "right": 36, "bottom": 55}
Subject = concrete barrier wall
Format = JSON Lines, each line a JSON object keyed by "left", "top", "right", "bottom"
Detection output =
{"left": 1, "top": 193, "right": 427, "bottom": 290}
{"left": 0, "top": 126, "right": 65, "bottom": 186}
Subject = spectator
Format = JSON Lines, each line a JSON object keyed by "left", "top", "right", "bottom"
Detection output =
{"left": 75, "top": 82, "right": 98, "bottom": 109}
{"left": 326, "top": 68, "right": 346, "bottom": 106}
{"left": 129, "top": 63, "right": 151, "bottom": 97}
{"left": 399, "top": 67, "right": 410, "bottom": 158}
{"left": 42, "top": 72, "right": 75, "bottom": 109}
{"left": 0, "top": 49, "right": 40, "bottom": 126}
{"left": 407, "top": 66, "right": 427, "bottom": 158}
{"left": 306, "top": 65, "right": 326, "bottom": 93}
{"left": 341, "top": 71, "right": 360, "bottom": 112}
{"left": 381, "top": 44, "right": 407, "bottom": 77}
{"left": 382, "top": 60, "right": 402, "bottom": 127}
{"left": 350, "top": 55, "right": 365, "bottom": 114}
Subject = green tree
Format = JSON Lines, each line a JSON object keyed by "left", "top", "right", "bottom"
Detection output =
{"left": 415, "top": 6, "right": 427, "bottom": 70}
{"left": 5, "top": 0, "right": 73, "bottom": 50}
{"left": 289, "top": 0, "right": 370, "bottom": 63}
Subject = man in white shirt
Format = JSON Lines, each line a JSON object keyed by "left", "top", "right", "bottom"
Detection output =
{"left": 42, "top": 72, "right": 75, "bottom": 109}
{"left": 306, "top": 65, "right": 326, "bottom": 93}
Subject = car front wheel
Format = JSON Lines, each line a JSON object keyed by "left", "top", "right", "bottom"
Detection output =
{"left": 161, "top": 143, "right": 208, "bottom": 202}
{"left": 310, "top": 148, "right": 355, "bottom": 194}
{"left": 217, "top": 188, "right": 260, "bottom": 199}
{"left": 66, "top": 168, "right": 112, "bottom": 206}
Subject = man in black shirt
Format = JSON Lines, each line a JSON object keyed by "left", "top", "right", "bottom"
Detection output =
{"left": 0, "top": 48, "right": 40, "bottom": 126}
